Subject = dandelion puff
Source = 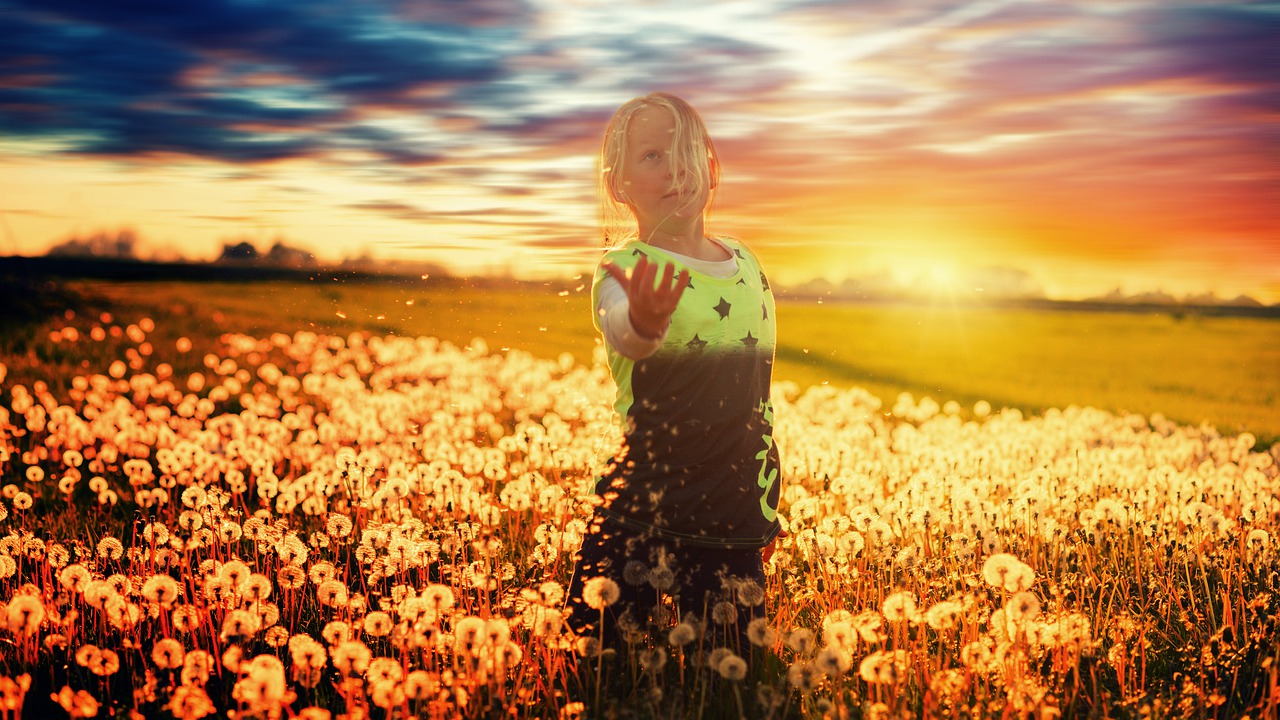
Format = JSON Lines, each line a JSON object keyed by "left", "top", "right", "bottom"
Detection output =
{"left": 710, "top": 601, "right": 738, "bottom": 626}
{"left": 421, "top": 583, "right": 455, "bottom": 611}
{"left": 97, "top": 537, "right": 123, "bottom": 561}
{"left": 404, "top": 670, "right": 439, "bottom": 701}
{"left": 717, "top": 653, "right": 748, "bottom": 681}
{"left": 815, "top": 646, "right": 853, "bottom": 677}
{"left": 735, "top": 579, "right": 765, "bottom": 607}
{"left": 576, "top": 636, "right": 602, "bottom": 658}
{"left": 165, "top": 684, "right": 215, "bottom": 720}
{"left": 747, "top": 617, "right": 777, "bottom": 647}
{"left": 363, "top": 611, "right": 393, "bottom": 638}
{"left": 220, "top": 609, "right": 261, "bottom": 642}
{"left": 151, "top": 638, "right": 185, "bottom": 670}
{"left": 322, "top": 621, "right": 351, "bottom": 646}
{"left": 982, "top": 553, "right": 1018, "bottom": 589}
{"left": 181, "top": 650, "right": 214, "bottom": 686}
{"left": 821, "top": 620, "right": 856, "bottom": 650}
{"left": 264, "top": 626, "right": 289, "bottom": 648}
{"left": 537, "top": 581, "right": 565, "bottom": 607}
{"left": 859, "top": 649, "right": 908, "bottom": 684}
{"left": 582, "top": 577, "right": 620, "bottom": 610}
{"left": 231, "top": 655, "right": 293, "bottom": 710}
{"left": 6, "top": 594, "right": 44, "bottom": 635}
{"left": 242, "top": 574, "right": 272, "bottom": 602}
{"left": 853, "top": 610, "right": 885, "bottom": 643}
{"left": 142, "top": 574, "right": 181, "bottom": 607}
{"left": 454, "top": 616, "right": 486, "bottom": 656}
{"left": 59, "top": 565, "right": 92, "bottom": 593}
{"left": 51, "top": 686, "right": 99, "bottom": 719}
{"left": 786, "top": 627, "right": 816, "bottom": 655}
{"left": 983, "top": 553, "right": 1035, "bottom": 592}
{"left": 317, "top": 579, "right": 349, "bottom": 608}
{"left": 367, "top": 657, "right": 404, "bottom": 685}
{"left": 960, "top": 639, "right": 995, "bottom": 673}
{"left": 644, "top": 564, "right": 675, "bottom": 591}
{"left": 1003, "top": 560, "right": 1036, "bottom": 593}
{"left": 1005, "top": 591, "right": 1042, "bottom": 623}
{"left": 88, "top": 648, "right": 120, "bottom": 676}
{"left": 622, "top": 561, "right": 649, "bottom": 586}
{"left": 786, "top": 659, "right": 820, "bottom": 693}
{"left": 171, "top": 605, "right": 201, "bottom": 633}
{"left": 331, "top": 640, "right": 371, "bottom": 675}
{"left": 668, "top": 622, "right": 697, "bottom": 647}
{"left": 925, "top": 600, "right": 964, "bottom": 632}
{"left": 638, "top": 648, "right": 667, "bottom": 673}
{"left": 530, "top": 607, "right": 565, "bottom": 638}
{"left": 75, "top": 644, "right": 102, "bottom": 668}
{"left": 882, "top": 590, "right": 917, "bottom": 623}
{"left": 277, "top": 565, "right": 305, "bottom": 591}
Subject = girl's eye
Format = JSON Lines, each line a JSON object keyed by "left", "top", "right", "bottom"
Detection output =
{"left": 644, "top": 151, "right": 660, "bottom": 160}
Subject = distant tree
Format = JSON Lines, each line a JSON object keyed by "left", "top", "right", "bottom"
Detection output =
{"left": 264, "top": 241, "right": 315, "bottom": 268}
{"left": 218, "top": 241, "right": 259, "bottom": 263}
{"left": 46, "top": 228, "right": 138, "bottom": 259}
{"left": 217, "top": 236, "right": 316, "bottom": 267}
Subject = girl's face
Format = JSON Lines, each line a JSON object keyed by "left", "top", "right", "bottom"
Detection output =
{"left": 617, "top": 107, "right": 709, "bottom": 229}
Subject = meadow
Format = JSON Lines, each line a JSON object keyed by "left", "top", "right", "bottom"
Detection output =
{"left": 0, "top": 276, "right": 1276, "bottom": 719}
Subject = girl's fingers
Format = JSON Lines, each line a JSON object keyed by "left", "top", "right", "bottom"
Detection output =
{"left": 637, "top": 257, "right": 658, "bottom": 296}
{"left": 671, "top": 269, "right": 690, "bottom": 300}
{"left": 603, "top": 262, "right": 629, "bottom": 288}
{"left": 657, "top": 259, "right": 675, "bottom": 292}
{"left": 605, "top": 257, "right": 686, "bottom": 314}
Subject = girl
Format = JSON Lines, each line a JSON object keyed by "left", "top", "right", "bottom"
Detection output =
{"left": 566, "top": 92, "right": 783, "bottom": 653}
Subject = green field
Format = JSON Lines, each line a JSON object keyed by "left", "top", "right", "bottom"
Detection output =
{"left": 6, "top": 277, "right": 1278, "bottom": 447}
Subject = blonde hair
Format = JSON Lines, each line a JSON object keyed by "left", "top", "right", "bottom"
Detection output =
{"left": 597, "top": 92, "right": 720, "bottom": 246}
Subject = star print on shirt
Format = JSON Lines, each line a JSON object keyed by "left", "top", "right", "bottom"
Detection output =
{"left": 741, "top": 331, "right": 758, "bottom": 347}
{"left": 762, "top": 302, "right": 769, "bottom": 320}
{"left": 759, "top": 271, "right": 770, "bottom": 290}
{"left": 686, "top": 334, "right": 707, "bottom": 351}
{"left": 714, "top": 297, "right": 732, "bottom": 319}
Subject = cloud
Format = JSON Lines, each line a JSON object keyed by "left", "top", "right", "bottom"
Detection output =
{"left": 0, "top": 0, "right": 515, "bottom": 161}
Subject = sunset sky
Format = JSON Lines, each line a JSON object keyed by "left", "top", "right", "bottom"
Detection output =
{"left": 1, "top": 0, "right": 1276, "bottom": 302}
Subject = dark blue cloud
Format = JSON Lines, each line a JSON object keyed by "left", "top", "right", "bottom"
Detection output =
{"left": 1141, "top": 3, "right": 1280, "bottom": 107}
{"left": 0, "top": 0, "right": 518, "bottom": 161}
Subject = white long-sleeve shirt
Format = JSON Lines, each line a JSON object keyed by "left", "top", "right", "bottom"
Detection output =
{"left": 595, "top": 241, "right": 740, "bottom": 360}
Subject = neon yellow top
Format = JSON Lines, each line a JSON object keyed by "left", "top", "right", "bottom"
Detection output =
{"left": 590, "top": 237, "right": 781, "bottom": 548}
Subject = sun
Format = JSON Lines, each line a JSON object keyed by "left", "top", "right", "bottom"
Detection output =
{"left": 925, "top": 263, "right": 959, "bottom": 293}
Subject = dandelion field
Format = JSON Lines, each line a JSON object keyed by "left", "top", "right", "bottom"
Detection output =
{"left": 0, "top": 277, "right": 1277, "bottom": 719}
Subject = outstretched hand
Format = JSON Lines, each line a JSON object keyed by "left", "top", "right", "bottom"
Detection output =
{"left": 604, "top": 255, "right": 690, "bottom": 340}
